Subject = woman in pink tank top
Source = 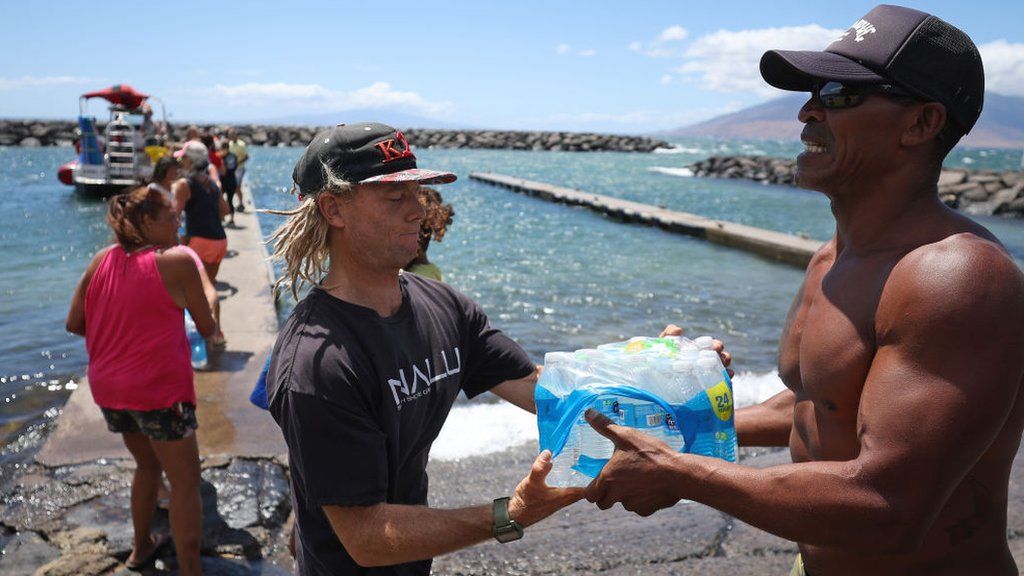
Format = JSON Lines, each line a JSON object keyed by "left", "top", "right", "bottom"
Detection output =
{"left": 67, "top": 186, "right": 215, "bottom": 575}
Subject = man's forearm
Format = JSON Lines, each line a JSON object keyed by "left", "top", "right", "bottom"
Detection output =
{"left": 325, "top": 503, "right": 494, "bottom": 567}
{"left": 671, "top": 455, "right": 917, "bottom": 552}
{"left": 735, "top": 389, "right": 793, "bottom": 447}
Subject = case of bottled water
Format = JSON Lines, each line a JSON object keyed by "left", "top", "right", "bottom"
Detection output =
{"left": 535, "top": 336, "right": 736, "bottom": 487}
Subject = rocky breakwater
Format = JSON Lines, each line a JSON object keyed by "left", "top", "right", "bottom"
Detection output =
{"left": 0, "top": 455, "right": 295, "bottom": 575}
{"left": 0, "top": 119, "right": 669, "bottom": 152}
{"left": 0, "top": 120, "right": 79, "bottom": 147}
{"left": 402, "top": 129, "right": 669, "bottom": 152}
{"left": 689, "top": 155, "right": 1024, "bottom": 218}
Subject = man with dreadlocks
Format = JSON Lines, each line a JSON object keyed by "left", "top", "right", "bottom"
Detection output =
{"left": 263, "top": 123, "right": 582, "bottom": 576}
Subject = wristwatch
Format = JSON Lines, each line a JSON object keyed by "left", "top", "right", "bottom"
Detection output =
{"left": 492, "top": 497, "right": 524, "bottom": 543}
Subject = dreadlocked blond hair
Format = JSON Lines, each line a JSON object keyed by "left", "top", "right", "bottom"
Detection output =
{"left": 263, "top": 164, "right": 355, "bottom": 299}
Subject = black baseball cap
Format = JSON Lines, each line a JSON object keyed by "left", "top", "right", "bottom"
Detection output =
{"left": 760, "top": 4, "right": 984, "bottom": 132}
{"left": 292, "top": 122, "right": 456, "bottom": 195}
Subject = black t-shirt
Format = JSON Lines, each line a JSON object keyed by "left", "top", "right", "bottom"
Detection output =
{"left": 267, "top": 273, "right": 535, "bottom": 576}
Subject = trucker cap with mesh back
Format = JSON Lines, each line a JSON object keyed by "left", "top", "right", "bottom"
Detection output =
{"left": 760, "top": 4, "right": 984, "bottom": 132}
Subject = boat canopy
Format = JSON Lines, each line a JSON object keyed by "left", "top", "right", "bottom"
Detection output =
{"left": 81, "top": 84, "right": 149, "bottom": 110}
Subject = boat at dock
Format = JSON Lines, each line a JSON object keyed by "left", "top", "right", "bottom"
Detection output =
{"left": 56, "top": 84, "right": 168, "bottom": 199}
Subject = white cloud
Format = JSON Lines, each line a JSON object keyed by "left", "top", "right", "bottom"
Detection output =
{"left": 556, "top": 43, "right": 571, "bottom": 55}
{"left": 630, "top": 25, "right": 690, "bottom": 58}
{"left": 658, "top": 25, "right": 689, "bottom": 43}
{"left": 660, "top": 74, "right": 673, "bottom": 85}
{"left": 202, "top": 81, "right": 452, "bottom": 116}
{"left": 0, "top": 76, "right": 100, "bottom": 91}
{"left": 578, "top": 49, "right": 597, "bottom": 57}
{"left": 676, "top": 25, "right": 842, "bottom": 96}
{"left": 979, "top": 40, "right": 1024, "bottom": 96}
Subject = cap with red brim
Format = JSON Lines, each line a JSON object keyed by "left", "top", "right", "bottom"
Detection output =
{"left": 359, "top": 168, "right": 456, "bottom": 185}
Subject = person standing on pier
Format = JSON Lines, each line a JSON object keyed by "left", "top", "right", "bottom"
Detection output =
{"left": 264, "top": 122, "right": 582, "bottom": 575}
{"left": 174, "top": 140, "right": 228, "bottom": 347}
{"left": 227, "top": 128, "right": 249, "bottom": 211}
{"left": 583, "top": 5, "right": 1024, "bottom": 576}
{"left": 66, "top": 187, "right": 215, "bottom": 575}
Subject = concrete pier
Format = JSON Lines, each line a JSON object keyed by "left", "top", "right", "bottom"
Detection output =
{"left": 469, "top": 172, "right": 823, "bottom": 268}
{"left": 36, "top": 192, "right": 286, "bottom": 466}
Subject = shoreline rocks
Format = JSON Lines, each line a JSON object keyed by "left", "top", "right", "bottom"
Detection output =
{"left": 5, "top": 441, "right": 1024, "bottom": 574}
{"left": 0, "top": 454, "right": 295, "bottom": 575}
{"left": 0, "top": 119, "right": 669, "bottom": 153}
{"left": 689, "top": 155, "right": 1024, "bottom": 218}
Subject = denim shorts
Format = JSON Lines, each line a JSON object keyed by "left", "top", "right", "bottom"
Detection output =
{"left": 101, "top": 402, "right": 198, "bottom": 441}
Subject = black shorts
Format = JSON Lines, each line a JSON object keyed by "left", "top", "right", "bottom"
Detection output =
{"left": 101, "top": 402, "right": 198, "bottom": 441}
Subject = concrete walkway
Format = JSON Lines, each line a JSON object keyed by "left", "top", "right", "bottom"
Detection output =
{"left": 36, "top": 192, "right": 286, "bottom": 466}
{"left": 470, "top": 172, "right": 824, "bottom": 268}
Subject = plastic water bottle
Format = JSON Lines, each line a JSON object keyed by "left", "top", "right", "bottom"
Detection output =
{"left": 696, "top": 350, "right": 737, "bottom": 461}
{"left": 578, "top": 397, "right": 617, "bottom": 460}
{"left": 659, "top": 350, "right": 700, "bottom": 452}
{"left": 693, "top": 336, "right": 715, "bottom": 351}
{"left": 184, "top": 310, "right": 208, "bottom": 370}
{"left": 547, "top": 426, "right": 583, "bottom": 488}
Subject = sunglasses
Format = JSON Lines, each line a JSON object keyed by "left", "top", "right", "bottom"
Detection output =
{"left": 814, "top": 81, "right": 918, "bottom": 109}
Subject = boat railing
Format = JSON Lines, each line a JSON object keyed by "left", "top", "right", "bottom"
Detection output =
{"left": 104, "top": 112, "right": 136, "bottom": 179}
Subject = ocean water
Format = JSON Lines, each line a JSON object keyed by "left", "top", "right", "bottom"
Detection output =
{"left": 1, "top": 140, "right": 1022, "bottom": 467}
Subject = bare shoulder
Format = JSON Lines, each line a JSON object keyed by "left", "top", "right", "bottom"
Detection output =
{"left": 878, "top": 233, "right": 1024, "bottom": 336}
{"left": 85, "top": 245, "right": 117, "bottom": 274}
{"left": 809, "top": 237, "right": 837, "bottom": 268}
{"left": 155, "top": 248, "right": 199, "bottom": 278}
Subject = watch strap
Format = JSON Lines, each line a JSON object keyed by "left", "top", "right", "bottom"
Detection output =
{"left": 492, "top": 497, "right": 524, "bottom": 543}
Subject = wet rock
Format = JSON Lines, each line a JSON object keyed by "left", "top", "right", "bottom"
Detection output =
{"left": 1, "top": 462, "right": 129, "bottom": 531}
{"left": 58, "top": 492, "right": 137, "bottom": 557}
{"left": 30, "top": 124, "right": 51, "bottom": 138}
{"left": 686, "top": 155, "right": 1023, "bottom": 218}
{"left": 962, "top": 186, "right": 991, "bottom": 202}
{"left": 202, "top": 454, "right": 232, "bottom": 470}
{"left": 203, "top": 459, "right": 290, "bottom": 529}
{"left": 19, "top": 137, "right": 41, "bottom": 147}
{"left": 35, "top": 552, "right": 120, "bottom": 576}
{"left": 995, "top": 185, "right": 1024, "bottom": 217}
{"left": 947, "top": 181, "right": 983, "bottom": 196}
{"left": 984, "top": 180, "right": 1006, "bottom": 194}
{"left": 0, "top": 530, "right": 60, "bottom": 576}
{"left": 971, "top": 174, "right": 1003, "bottom": 184}
{"left": 938, "top": 170, "right": 968, "bottom": 187}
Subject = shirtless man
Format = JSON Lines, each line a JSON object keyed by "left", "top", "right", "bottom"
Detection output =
{"left": 583, "top": 6, "right": 1024, "bottom": 575}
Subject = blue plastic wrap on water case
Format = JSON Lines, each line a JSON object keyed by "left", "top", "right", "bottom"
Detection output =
{"left": 536, "top": 379, "right": 736, "bottom": 478}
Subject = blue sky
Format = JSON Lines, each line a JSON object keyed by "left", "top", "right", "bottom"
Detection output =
{"left": 2, "top": 0, "right": 1022, "bottom": 132}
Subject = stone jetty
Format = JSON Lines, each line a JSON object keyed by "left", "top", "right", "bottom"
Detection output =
{"left": 0, "top": 119, "right": 669, "bottom": 153}
{"left": 689, "top": 155, "right": 1024, "bottom": 218}
{"left": 470, "top": 172, "right": 823, "bottom": 268}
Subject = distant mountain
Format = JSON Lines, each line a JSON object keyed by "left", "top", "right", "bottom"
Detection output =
{"left": 665, "top": 91, "right": 1024, "bottom": 150}
{"left": 254, "top": 109, "right": 472, "bottom": 130}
